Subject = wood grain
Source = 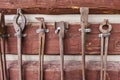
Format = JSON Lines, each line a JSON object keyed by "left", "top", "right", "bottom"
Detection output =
{"left": 0, "top": 0, "right": 120, "bottom": 14}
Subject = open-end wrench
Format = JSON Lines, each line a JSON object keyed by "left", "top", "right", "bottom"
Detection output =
{"left": 99, "top": 19, "right": 112, "bottom": 80}
{"left": 13, "top": 8, "right": 26, "bottom": 80}
{"left": 0, "top": 11, "right": 8, "bottom": 80}
{"left": 79, "top": 7, "right": 91, "bottom": 80}
{"left": 36, "top": 17, "right": 48, "bottom": 80}
{"left": 55, "top": 22, "right": 68, "bottom": 80}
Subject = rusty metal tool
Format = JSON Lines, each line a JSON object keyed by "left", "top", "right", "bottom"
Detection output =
{"left": 99, "top": 19, "right": 112, "bottom": 80}
{"left": 36, "top": 17, "right": 48, "bottom": 80}
{"left": 0, "top": 11, "right": 8, "bottom": 80}
{"left": 79, "top": 7, "right": 91, "bottom": 80}
{"left": 55, "top": 22, "right": 68, "bottom": 80}
{"left": 13, "top": 8, "right": 26, "bottom": 80}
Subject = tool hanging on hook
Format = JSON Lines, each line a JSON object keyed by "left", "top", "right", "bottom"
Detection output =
{"left": 36, "top": 17, "right": 49, "bottom": 80}
{"left": 99, "top": 19, "right": 112, "bottom": 80}
{"left": 13, "top": 8, "right": 26, "bottom": 80}
{"left": 0, "top": 11, "right": 9, "bottom": 80}
{"left": 55, "top": 22, "right": 68, "bottom": 80}
{"left": 79, "top": 7, "right": 91, "bottom": 80}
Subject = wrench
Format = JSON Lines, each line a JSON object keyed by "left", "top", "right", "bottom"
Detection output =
{"left": 55, "top": 22, "right": 68, "bottom": 80}
{"left": 0, "top": 11, "right": 8, "bottom": 80}
{"left": 13, "top": 8, "right": 26, "bottom": 80}
{"left": 79, "top": 7, "right": 91, "bottom": 80}
{"left": 99, "top": 19, "right": 112, "bottom": 80}
{"left": 36, "top": 17, "right": 48, "bottom": 80}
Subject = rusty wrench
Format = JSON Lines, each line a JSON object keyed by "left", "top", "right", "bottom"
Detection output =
{"left": 79, "top": 7, "right": 91, "bottom": 80}
{"left": 0, "top": 11, "right": 8, "bottom": 80}
{"left": 13, "top": 8, "right": 26, "bottom": 80}
{"left": 55, "top": 22, "right": 68, "bottom": 80}
{"left": 36, "top": 17, "right": 48, "bottom": 80}
{"left": 99, "top": 19, "right": 112, "bottom": 80}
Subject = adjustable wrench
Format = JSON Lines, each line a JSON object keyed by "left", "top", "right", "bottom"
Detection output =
{"left": 0, "top": 11, "right": 8, "bottom": 80}
{"left": 99, "top": 19, "right": 112, "bottom": 80}
{"left": 55, "top": 22, "right": 68, "bottom": 80}
{"left": 36, "top": 17, "right": 48, "bottom": 80}
{"left": 13, "top": 9, "right": 26, "bottom": 80}
{"left": 79, "top": 7, "right": 91, "bottom": 80}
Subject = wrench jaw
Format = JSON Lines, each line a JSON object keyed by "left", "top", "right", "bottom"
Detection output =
{"left": 13, "top": 8, "right": 26, "bottom": 35}
{"left": 99, "top": 19, "right": 112, "bottom": 80}
{"left": 13, "top": 9, "right": 27, "bottom": 39}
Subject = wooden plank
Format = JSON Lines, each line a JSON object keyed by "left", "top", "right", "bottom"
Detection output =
{"left": 4, "top": 23, "right": 120, "bottom": 55}
{"left": 2, "top": 8, "right": 120, "bottom": 14}
{"left": 6, "top": 61, "right": 120, "bottom": 80}
{"left": 0, "top": 0, "right": 120, "bottom": 14}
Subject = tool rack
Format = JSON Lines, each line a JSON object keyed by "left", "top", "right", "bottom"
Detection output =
{"left": 0, "top": 0, "right": 119, "bottom": 80}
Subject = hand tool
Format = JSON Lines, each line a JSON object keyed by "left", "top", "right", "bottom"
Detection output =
{"left": 99, "top": 19, "right": 112, "bottom": 80}
{"left": 13, "top": 8, "right": 26, "bottom": 80}
{"left": 0, "top": 11, "right": 8, "bottom": 80}
{"left": 55, "top": 22, "right": 68, "bottom": 80}
{"left": 36, "top": 17, "right": 48, "bottom": 80}
{"left": 79, "top": 7, "right": 91, "bottom": 80}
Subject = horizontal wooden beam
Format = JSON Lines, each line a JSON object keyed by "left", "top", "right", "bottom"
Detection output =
{"left": 2, "top": 8, "right": 120, "bottom": 14}
{"left": 0, "top": 0, "right": 120, "bottom": 14}
{"left": 4, "top": 23, "right": 120, "bottom": 55}
{"left": 5, "top": 61, "right": 120, "bottom": 80}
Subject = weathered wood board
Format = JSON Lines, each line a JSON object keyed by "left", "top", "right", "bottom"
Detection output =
{"left": 4, "top": 23, "right": 120, "bottom": 55}
{"left": 0, "top": 0, "right": 120, "bottom": 14}
{"left": 6, "top": 61, "right": 120, "bottom": 80}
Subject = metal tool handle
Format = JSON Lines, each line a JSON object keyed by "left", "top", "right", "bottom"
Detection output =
{"left": 81, "top": 24, "right": 86, "bottom": 80}
{"left": 100, "top": 36, "right": 104, "bottom": 80}
{"left": 38, "top": 36, "right": 45, "bottom": 80}
{"left": 17, "top": 37, "right": 22, "bottom": 80}
{"left": 59, "top": 37, "right": 64, "bottom": 80}
{"left": 103, "top": 37, "right": 109, "bottom": 80}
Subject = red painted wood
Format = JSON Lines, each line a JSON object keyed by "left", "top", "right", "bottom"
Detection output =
{"left": 0, "top": 0, "right": 119, "bottom": 9}
{"left": 0, "top": 0, "right": 120, "bottom": 14}
{"left": 3, "top": 23, "right": 120, "bottom": 55}
{"left": 4, "top": 61, "right": 119, "bottom": 80}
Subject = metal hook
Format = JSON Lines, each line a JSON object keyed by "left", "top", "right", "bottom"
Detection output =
{"left": 13, "top": 8, "right": 26, "bottom": 34}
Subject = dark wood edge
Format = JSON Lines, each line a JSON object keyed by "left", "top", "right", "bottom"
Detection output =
{"left": 0, "top": 8, "right": 120, "bottom": 14}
